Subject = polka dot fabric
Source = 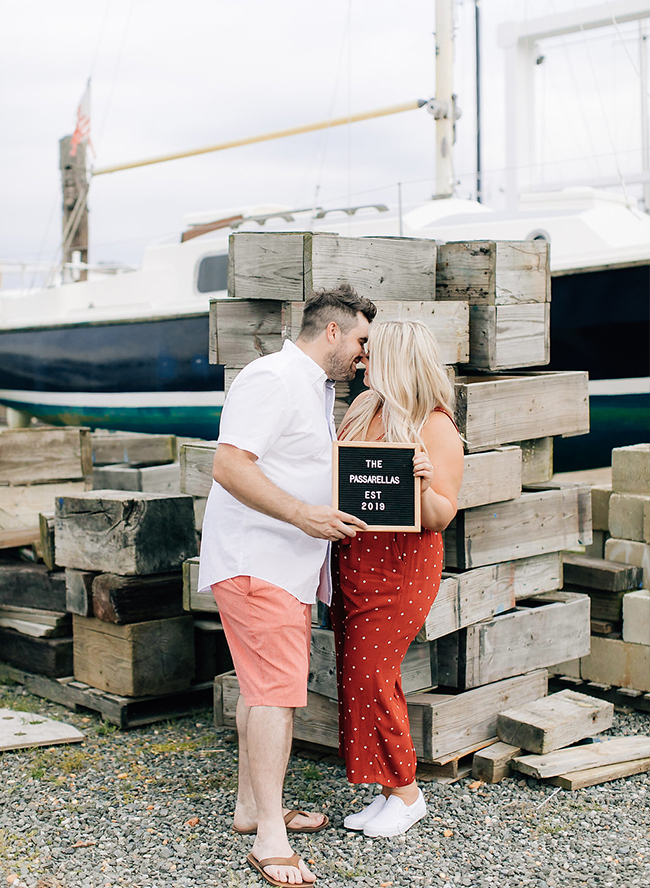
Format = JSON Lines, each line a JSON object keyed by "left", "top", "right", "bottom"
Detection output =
{"left": 331, "top": 529, "right": 443, "bottom": 787}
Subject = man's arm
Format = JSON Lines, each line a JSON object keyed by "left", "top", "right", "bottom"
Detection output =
{"left": 212, "top": 443, "right": 366, "bottom": 541}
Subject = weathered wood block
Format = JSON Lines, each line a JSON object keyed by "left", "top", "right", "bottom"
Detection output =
{"left": 562, "top": 552, "right": 643, "bottom": 592}
{"left": 435, "top": 241, "right": 550, "bottom": 304}
{"left": 564, "top": 587, "right": 626, "bottom": 623}
{"left": 38, "top": 513, "right": 56, "bottom": 571}
{"left": 309, "top": 628, "right": 437, "bottom": 700}
{"left": 92, "top": 463, "right": 181, "bottom": 495}
{"left": 464, "top": 303, "right": 550, "bottom": 370}
{"left": 455, "top": 372, "right": 589, "bottom": 452}
{"left": 517, "top": 438, "right": 553, "bottom": 485}
{"left": 471, "top": 741, "right": 521, "bottom": 783}
{"left": 55, "top": 491, "right": 198, "bottom": 576}
{"left": 0, "top": 482, "right": 87, "bottom": 551}
{"left": 547, "top": 758, "right": 650, "bottom": 790}
{"left": 580, "top": 635, "right": 650, "bottom": 692}
{"left": 609, "top": 493, "right": 650, "bottom": 544}
{"left": 0, "top": 606, "right": 71, "bottom": 639}
{"left": 457, "top": 447, "right": 521, "bottom": 510}
{"left": 437, "top": 592, "right": 590, "bottom": 690}
{"left": 92, "top": 572, "right": 184, "bottom": 624}
{"left": 72, "top": 614, "right": 194, "bottom": 696}
{"left": 180, "top": 443, "right": 215, "bottom": 497}
{"left": 182, "top": 556, "right": 214, "bottom": 613}
{"left": 0, "top": 561, "right": 66, "bottom": 611}
{"left": 511, "top": 552, "right": 563, "bottom": 599}
{"left": 65, "top": 568, "right": 96, "bottom": 617}
{"left": 444, "top": 485, "right": 592, "bottom": 570}
{"left": 496, "top": 689, "right": 613, "bottom": 754}
{"left": 591, "top": 485, "right": 612, "bottom": 532}
{"left": 512, "top": 735, "right": 650, "bottom": 779}
{"left": 605, "top": 538, "right": 650, "bottom": 588}
{"left": 228, "top": 232, "right": 437, "bottom": 302}
{"left": 417, "top": 565, "right": 515, "bottom": 643}
{"left": 584, "top": 530, "right": 609, "bottom": 560}
{"left": 91, "top": 431, "right": 177, "bottom": 467}
{"left": 612, "top": 443, "right": 650, "bottom": 495}
{"left": 622, "top": 590, "right": 650, "bottom": 645}
{"left": 0, "top": 427, "right": 92, "bottom": 486}
{"left": 194, "top": 619, "right": 233, "bottom": 683}
{"left": 0, "top": 628, "right": 72, "bottom": 678}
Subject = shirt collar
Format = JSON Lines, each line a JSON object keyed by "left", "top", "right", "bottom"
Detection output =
{"left": 282, "top": 339, "right": 328, "bottom": 388}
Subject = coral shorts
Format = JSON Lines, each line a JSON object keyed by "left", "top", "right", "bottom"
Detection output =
{"left": 211, "top": 575, "right": 312, "bottom": 708}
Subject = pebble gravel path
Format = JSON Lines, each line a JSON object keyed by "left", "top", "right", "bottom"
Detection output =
{"left": 1, "top": 679, "right": 649, "bottom": 888}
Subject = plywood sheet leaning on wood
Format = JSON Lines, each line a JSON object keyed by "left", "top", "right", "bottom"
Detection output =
{"left": 454, "top": 372, "right": 589, "bottom": 452}
{"left": 435, "top": 241, "right": 550, "bottom": 304}
{"left": 0, "top": 427, "right": 92, "bottom": 486}
{"left": 228, "top": 232, "right": 437, "bottom": 302}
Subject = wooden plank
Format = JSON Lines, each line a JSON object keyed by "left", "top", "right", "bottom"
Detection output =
{"left": 435, "top": 241, "right": 550, "bottom": 304}
{"left": 548, "top": 757, "right": 650, "bottom": 790}
{"left": 564, "top": 586, "right": 627, "bottom": 623}
{"left": 0, "top": 628, "right": 72, "bottom": 677}
{"left": 612, "top": 443, "right": 650, "bottom": 496}
{"left": 471, "top": 741, "right": 522, "bottom": 783}
{"left": 622, "top": 590, "right": 650, "bottom": 645}
{"left": 609, "top": 493, "right": 650, "bottom": 544}
{"left": 182, "top": 556, "right": 214, "bottom": 613}
{"left": 91, "top": 572, "right": 184, "bottom": 624}
{"left": 180, "top": 443, "right": 216, "bottom": 497}
{"left": 512, "top": 735, "right": 650, "bottom": 779}
{"left": 65, "top": 568, "right": 96, "bottom": 617}
{"left": 39, "top": 512, "right": 56, "bottom": 571}
{"left": 457, "top": 447, "right": 521, "bottom": 510}
{"left": 445, "top": 486, "right": 592, "bottom": 570}
{"left": 437, "top": 593, "right": 590, "bottom": 690}
{"left": 605, "top": 538, "right": 650, "bottom": 589}
{"left": 511, "top": 552, "right": 563, "bottom": 600}
{"left": 549, "top": 675, "right": 650, "bottom": 714}
{"left": 91, "top": 431, "right": 177, "bottom": 467}
{"left": 0, "top": 561, "right": 66, "bottom": 611}
{"left": 562, "top": 553, "right": 643, "bottom": 592}
{"left": 0, "top": 481, "right": 87, "bottom": 550}
{"left": 0, "top": 427, "right": 92, "bottom": 485}
{"left": 455, "top": 372, "right": 589, "bottom": 452}
{"left": 496, "top": 690, "right": 613, "bottom": 754}
{"left": 92, "top": 463, "right": 181, "bottom": 495}
{"left": 590, "top": 485, "right": 612, "bottom": 532}
{"left": 417, "top": 565, "right": 515, "bottom": 643}
{"left": 308, "top": 628, "right": 436, "bottom": 699}
{"left": 517, "top": 438, "right": 553, "bottom": 485}
{"left": 55, "top": 490, "right": 198, "bottom": 575}
{"left": 0, "top": 605, "right": 71, "bottom": 638}
{"left": 465, "top": 303, "right": 550, "bottom": 370}
{"left": 580, "top": 635, "right": 650, "bottom": 693}
{"left": 72, "top": 614, "right": 194, "bottom": 697}
{"left": 0, "top": 707, "right": 84, "bottom": 751}
{"left": 210, "top": 298, "right": 283, "bottom": 366}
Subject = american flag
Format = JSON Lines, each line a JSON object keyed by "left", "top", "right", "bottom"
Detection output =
{"left": 69, "top": 80, "right": 93, "bottom": 157}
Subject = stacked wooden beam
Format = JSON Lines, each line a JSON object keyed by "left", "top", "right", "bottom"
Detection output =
{"left": 552, "top": 443, "right": 650, "bottom": 696}
{"left": 0, "top": 427, "right": 93, "bottom": 677}
{"left": 177, "top": 231, "right": 597, "bottom": 776}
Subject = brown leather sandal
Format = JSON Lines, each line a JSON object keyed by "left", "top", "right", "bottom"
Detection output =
{"left": 246, "top": 852, "right": 316, "bottom": 887}
{"left": 232, "top": 809, "right": 329, "bottom": 835}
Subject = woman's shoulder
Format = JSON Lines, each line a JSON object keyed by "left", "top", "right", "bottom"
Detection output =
{"left": 349, "top": 389, "right": 374, "bottom": 409}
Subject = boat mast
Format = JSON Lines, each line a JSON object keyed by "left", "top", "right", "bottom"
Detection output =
{"left": 431, "top": 0, "right": 455, "bottom": 198}
{"left": 59, "top": 136, "right": 89, "bottom": 282}
{"left": 641, "top": 20, "right": 650, "bottom": 211}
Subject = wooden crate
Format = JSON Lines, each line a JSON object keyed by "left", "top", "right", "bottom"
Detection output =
{"left": 55, "top": 491, "right": 198, "bottom": 575}
{"left": 228, "top": 232, "right": 437, "bottom": 302}
{"left": 455, "top": 372, "right": 589, "bottom": 452}
{"left": 436, "top": 592, "right": 590, "bottom": 690}
{"left": 465, "top": 303, "right": 550, "bottom": 370}
{"left": 72, "top": 614, "right": 194, "bottom": 697}
{"left": 444, "top": 485, "right": 592, "bottom": 570}
{"left": 0, "top": 427, "right": 92, "bottom": 486}
{"left": 435, "top": 241, "right": 550, "bottom": 304}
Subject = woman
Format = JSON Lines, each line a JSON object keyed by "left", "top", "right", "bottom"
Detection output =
{"left": 330, "top": 320, "right": 464, "bottom": 838}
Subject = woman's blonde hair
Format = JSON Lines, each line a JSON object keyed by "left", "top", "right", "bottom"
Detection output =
{"left": 339, "top": 320, "right": 454, "bottom": 445}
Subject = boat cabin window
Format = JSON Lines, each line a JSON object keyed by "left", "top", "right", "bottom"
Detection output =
{"left": 196, "top": 254, "right": 228, "bottom": 293}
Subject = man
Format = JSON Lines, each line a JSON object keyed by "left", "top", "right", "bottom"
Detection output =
{"left": 198, "top": 283, "right": 377, "bottom": 887}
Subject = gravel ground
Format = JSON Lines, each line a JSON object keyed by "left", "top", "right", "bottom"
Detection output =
{"left": 1, "top": 678, "right": 649, "bottom": 888}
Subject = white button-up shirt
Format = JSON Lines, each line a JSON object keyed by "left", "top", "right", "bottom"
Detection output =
{"left": 198, "top": 340, "right": 335, "bottom": 604}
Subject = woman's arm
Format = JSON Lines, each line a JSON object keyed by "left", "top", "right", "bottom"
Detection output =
{"left": 415, "top": 411, "right": 464, "bottom": 532}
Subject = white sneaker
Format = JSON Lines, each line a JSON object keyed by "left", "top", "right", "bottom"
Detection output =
{"left": 343, "top": 794, "right": 387, "bottom": 830}
{"left": 362, "top": 789, "right": 427, "bottom": 837}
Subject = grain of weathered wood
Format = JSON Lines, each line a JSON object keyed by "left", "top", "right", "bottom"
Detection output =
{"left": 465, "top": 303, "right": 550, "bottom": 370}
{"left": 454, "top": 372, "right": 589, "bottom": 452}
{"left": 91, "top": 431, "right": 177, "bottom": 467}
{"left": 609, "top": 493, "right": 650, "bottom": 544}
{"left": 445, "top": 486, "right": 592, "bottom": 570}
{"left": 562, "top": 553, "right": 643, "bottom": 592}
{"left": 605, "top": 538, "right": 650, "bottom": 588}
{"left": 72, "top": 614, "right": 194, "bottom": 697}
{"left": 512, "top": 735, "right": 650, "bottom": 778}
{"left": 437, "top": 593, "right": 590, "bottom": 690}
{"left": 65, "top": 568, "right": 96, "bottom": 617}
{"left": 0, "top": 606, "right": 71, "bottom": 638}
{"left": 0, "top": 561, "right": 66, "bottom": 611}
{"left": 516, "top": 438, "right": 553, "bottom": 485}
{"left": 180, "top": 443, "right": 216, "bottom": 497}
{"left": 0, "top": 481, "right": 87, "bottom": 550}
{"left": 622, "top": 590, "right": 650, "bottom": 645}
{"left": 435, "top": 241, "right": 550, "bottom": 304}
{"left": 0, "top": 708, "right": 84, "bottom": 752}
{"left": 471, "top": 741, "right": 521, "bottom": 783}
{"left": 0, "top": 427, "right": 92, "bottom": 485}
{"left": 548, "top": 757, "right": 650, "bottom": 789}
{"left": 182, "top": 556, "right": 213, "bottom": 613}
{"left": 0, "top": 628, "right": 72, "bottom": 677}
{"left": 38, "top": 513, "right": 56, "bottom": 570}
{"left": 497, "top": 690, "right": 613, "bottom": 754}
{"left": 591, "top": 485, "right": 612, "bottom": 531}
{"left": 564, "top": 586, "right": 627, "bottom": 623}
{"left": 579, "top": 635, "right": 650, "bottom": 692}
{"left": 511, "top": 553, "right": 563, "bottom": 599}
{"left": 612, "top": 443, "right": 650, "bottom": 495}
{"left": 55, "top": 491, "right": 198, "bottom": 576}
{"left": 210, "top": 298, "right": 283, "bottom": 366}
{"left": 91, "top": 572, "right": 184, "bottom": 624}
{"left": 92, "top": 463, "right": 181, "bottom": 495}
{"left": 457, "top": 447, "right": 521, "bottom": 510}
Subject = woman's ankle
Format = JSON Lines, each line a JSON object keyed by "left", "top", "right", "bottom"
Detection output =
{"left": 386, "top": 783, "right": 419, "bottom": 806}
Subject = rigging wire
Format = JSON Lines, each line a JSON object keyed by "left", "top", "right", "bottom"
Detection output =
{"left": 96, "top": 0, "right": 137, "bottom": 153}
{"left": 604, "top": 0, "right": 650, "bottom": 98}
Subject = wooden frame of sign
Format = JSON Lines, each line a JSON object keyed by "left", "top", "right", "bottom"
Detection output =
{"left": 333, "top": 442, "right": 421, "bottom": 532}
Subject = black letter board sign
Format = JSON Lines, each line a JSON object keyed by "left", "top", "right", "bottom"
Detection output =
{"left": 333, "top": 442, "right": 421, "bottom": 532}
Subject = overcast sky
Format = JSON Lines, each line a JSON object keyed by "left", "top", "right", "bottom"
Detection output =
{"left": 1, "top": 0, "right": 646, "bottom": 281}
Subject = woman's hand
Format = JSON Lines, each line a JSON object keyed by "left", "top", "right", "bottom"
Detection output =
{"left": 413, "top": 450, "right": 434, "bottom": 493}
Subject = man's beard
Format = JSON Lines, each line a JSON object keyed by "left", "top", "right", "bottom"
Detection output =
{"left": 324, "top": 349, "right": 358, "bottom": 382}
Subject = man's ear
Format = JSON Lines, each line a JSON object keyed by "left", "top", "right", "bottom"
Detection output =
{"left": 325, "top": 321, "right": 339, "bottom": 344}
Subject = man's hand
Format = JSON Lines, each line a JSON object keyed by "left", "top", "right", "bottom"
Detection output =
{"left": 295, "top": 505, "right": 367, "bottom": 541}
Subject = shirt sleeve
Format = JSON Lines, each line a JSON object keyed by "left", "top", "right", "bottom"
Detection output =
{"left": 217, "top": 363, "right": 291, "bottom": 459}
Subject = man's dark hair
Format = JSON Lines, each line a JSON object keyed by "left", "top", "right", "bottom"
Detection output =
{"left": 298, "top": 283, "right": 377, "bottom": 341}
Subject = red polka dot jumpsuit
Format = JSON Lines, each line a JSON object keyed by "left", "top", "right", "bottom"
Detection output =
{"left": 331, "top": 507, "right": 444, "bottom": 787}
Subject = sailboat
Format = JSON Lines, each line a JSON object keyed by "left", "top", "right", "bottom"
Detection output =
{"left": 0, "top": 0, "right": 648, "bottom": 468}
